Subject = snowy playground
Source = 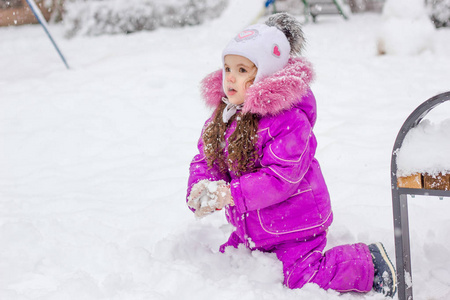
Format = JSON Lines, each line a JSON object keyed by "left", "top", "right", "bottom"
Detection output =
{"left": 1, "top": 0, "right": 450, "bottom": 299}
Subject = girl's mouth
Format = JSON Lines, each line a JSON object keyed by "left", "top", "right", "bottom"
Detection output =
{"left": 227, "top": 87, "right": 237, "bottom": 96}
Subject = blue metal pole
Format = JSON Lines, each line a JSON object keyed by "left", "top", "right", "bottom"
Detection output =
{"left": 25, "top": 0, "right": 70, "bottom": 69}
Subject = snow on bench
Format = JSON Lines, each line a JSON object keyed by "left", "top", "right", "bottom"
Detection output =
{"left": 396, "top": 118, "right": 450, "bottom": 190}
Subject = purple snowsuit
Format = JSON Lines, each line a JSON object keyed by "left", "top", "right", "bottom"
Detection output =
{"left": 187, "top": 57, "right": 374, "bottom": 292}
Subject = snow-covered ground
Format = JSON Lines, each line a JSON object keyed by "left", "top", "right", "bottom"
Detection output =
{"left": 1, "top": 1, "right": 450, "bottom": 299}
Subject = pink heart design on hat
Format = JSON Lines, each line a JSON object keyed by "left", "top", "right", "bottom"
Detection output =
{"left": 238, "top": 30, "right": 255, "bottom": 39}
{"left": 273, "top": 45, "right": 281, "bottom": 57}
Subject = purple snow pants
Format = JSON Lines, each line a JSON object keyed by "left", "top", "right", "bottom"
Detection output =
{"left": 220, "top": 232, "right": 374, "bottom": 293}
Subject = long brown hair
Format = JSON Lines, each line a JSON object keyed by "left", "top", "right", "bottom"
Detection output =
{"left": 203, "top": 102, "right": 260, "bottom": 176}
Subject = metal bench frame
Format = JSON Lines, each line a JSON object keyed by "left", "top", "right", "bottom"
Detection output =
{"left": 390, "top": 91, "right": 450, "bottom": 300}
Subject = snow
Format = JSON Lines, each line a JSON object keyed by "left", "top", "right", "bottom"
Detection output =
{"left": 187, "top": 179, "right": 225, "bottom": 216}
{"left": 1, "top": 0, "right": 450, "bottom": 299}
{"left": 397, "top": 118, "right": 450, "bottom": 177}
{"left": 377, "top": 0, "right": 436, "bottom": 55}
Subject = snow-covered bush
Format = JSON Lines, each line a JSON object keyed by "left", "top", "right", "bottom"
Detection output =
{"left": 63, "top": 0, "right": 228, "bottom": 37}
{"left": 427, "top": 0, "right": 450, "bottom": 27}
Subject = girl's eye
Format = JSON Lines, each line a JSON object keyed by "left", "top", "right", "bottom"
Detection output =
{"left": 225, "top": 67, "right": 230, "bottom": 72}
{"left": 239, "top": 67, "right": 247, "bottom": 73}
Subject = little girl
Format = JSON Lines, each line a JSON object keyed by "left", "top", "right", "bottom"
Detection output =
{"left": 186, "top": 13, "right": 397, "bottom": 297}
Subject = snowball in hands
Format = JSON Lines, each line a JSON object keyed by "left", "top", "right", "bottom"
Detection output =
{"left": 187, "top": 180, "right": 233, "bottom": 218}
{"left": 187, "top": 179, "right": 209, "bottom": 211}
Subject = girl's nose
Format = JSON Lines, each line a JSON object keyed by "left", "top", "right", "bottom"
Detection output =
{"left": 227, "top": 74, "right": 235, "bottom": 83}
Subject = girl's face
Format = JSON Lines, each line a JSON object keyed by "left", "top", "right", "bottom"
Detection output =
{"left": 223, "top": 55, "right": 257, "bottom": 105}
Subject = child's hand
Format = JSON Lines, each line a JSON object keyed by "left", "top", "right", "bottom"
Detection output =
{"left": 194, "top": 201, "right": 217, "bottom": 218}
{"left": 214, "top": 184, "right": 234, "bottom": 210}
{"left": 187, "top": 180, "right": 233, "bottom": 218}
{"left": 187, "top": 179, "right": 210, "bottom": 211}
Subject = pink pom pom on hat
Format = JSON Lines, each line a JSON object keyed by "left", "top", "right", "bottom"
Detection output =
{"left": 222, "top": 23, "right": 291, "bottom": 84}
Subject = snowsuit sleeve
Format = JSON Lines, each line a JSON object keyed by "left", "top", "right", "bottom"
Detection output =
{"left": 186, "top": 118, "right": 231, "bottom": 206}
{"left": 231, "top": 108, "right": 315, "bottom": 213}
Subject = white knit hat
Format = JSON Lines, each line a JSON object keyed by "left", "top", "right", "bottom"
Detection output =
{"left": 222, "top": 23, "right": 291, "bottom": 84}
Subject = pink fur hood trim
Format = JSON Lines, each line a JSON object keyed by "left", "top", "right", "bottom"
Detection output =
{"left": 200, "top": 57, "right": 314, "bottom": 116}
